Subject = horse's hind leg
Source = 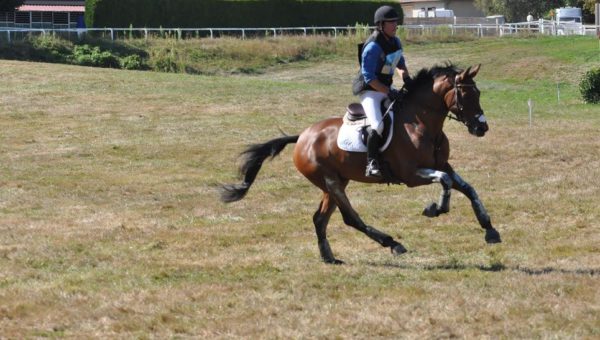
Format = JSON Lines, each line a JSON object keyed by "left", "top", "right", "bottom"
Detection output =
{"left": 313, "top": 192, "right": 341, "bottom": 264}
{"left": 447, "top": 168, "right": 501, "bottom": 244}
{"left": 324, "top": 175, "right": 407, "bottom": 256}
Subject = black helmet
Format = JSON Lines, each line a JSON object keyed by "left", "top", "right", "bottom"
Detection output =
{"left": 374, "top": 6, "right": 399, "bottom": 24}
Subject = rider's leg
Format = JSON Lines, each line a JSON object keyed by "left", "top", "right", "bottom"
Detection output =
{"left": 360, "top": 91, "right": 386, "bottom": 178}
{"left": 366, "top": 129, "right": 382, "bottom": 177}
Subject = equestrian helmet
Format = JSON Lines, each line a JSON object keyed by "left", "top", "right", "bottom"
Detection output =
{"left": 374, "top": 6, "right": 399, "bottom": 24}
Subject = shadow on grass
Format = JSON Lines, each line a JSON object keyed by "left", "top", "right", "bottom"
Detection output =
{"left": 368, "top": 262, "right": 600, "bottom": 276}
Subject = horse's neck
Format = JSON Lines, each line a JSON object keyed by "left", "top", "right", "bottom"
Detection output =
{"left": 402, "top": 89, "right": 448, "bottom": 134}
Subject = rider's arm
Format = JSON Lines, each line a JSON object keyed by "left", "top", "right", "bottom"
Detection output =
{"left": 361, "top": 42, "right": 393, "bottom": 95}
{"left": 396, "top": 62, "right": 410, "bottom": 85}
{"left": 395, "top": 38, "right": 411, "bottom": 85}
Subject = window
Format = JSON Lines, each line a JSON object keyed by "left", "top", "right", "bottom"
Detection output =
{"left": 15, "top": 11, "right": 30, "bottom": 24}
{"left": 0, "top": 11, "right": 15, "bottom": 24}
{"left": 53, "top": 12, "right": 68, "bottom": 25}
{"left": 42, "top": 12, "right": 53, "bottom": 24}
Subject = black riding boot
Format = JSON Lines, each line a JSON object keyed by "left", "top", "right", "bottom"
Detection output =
{"left": 365, "top": 129, "right": 382, "bottom": 178}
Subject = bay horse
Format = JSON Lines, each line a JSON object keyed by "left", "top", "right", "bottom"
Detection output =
{"left": 221, "top": 64, "right": 501, "bottom": 264}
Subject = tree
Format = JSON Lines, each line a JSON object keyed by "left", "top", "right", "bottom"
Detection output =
{"left": 575, "top": 0, "right": 597, "bottom": 23}
{"left": 0, "top": 0, "right": 24, "bottom": 12}
{"left": 474, "top": 0, "right": 578, "bottom": 22}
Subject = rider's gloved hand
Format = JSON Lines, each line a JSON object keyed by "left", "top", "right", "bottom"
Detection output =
{"left": 403, "top": 76, "right": 414, "bottom": 88}
{"left": 387, "top": 88, "right": 404, "bottom": 101}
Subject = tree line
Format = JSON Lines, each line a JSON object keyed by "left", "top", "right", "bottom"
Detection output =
{"left": 0, "top": 0, "right": 597, "bottom": 25}
{"left": 474, "top": 0, "right": 597, "bottom": 23}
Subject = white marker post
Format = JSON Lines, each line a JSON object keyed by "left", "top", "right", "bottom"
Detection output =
{"left": 528, "top": 99, "right": 533, "bottom": 128}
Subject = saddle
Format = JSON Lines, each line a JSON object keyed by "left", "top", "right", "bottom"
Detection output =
{"left": 339, "top": 101, "right": 394, "bottom": 150}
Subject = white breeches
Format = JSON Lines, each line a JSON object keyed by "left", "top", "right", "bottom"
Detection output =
{"left": 359, "top": 90, "right": 387, "bottom": 136}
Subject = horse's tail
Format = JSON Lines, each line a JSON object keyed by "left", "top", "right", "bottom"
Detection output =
{"left": 220, "top": 135, "right": 299, "bottom": 203}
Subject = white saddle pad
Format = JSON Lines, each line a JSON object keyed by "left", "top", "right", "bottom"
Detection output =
{"left": 336, "top": 112, "right": 394, "bottom": 153}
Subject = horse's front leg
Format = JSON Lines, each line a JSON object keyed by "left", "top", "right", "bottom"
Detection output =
{"left": 415, "top": 169, "right": 452, "bottom": 217}
{"left": 447, "top": 168, "right": 501, "bottom": 244}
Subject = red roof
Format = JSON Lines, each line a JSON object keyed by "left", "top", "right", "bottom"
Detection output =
{"left": 18, "top": 5, "right": 85, "bottom": 12}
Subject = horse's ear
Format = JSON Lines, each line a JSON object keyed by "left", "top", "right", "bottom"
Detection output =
{"left": 469, "top": 64, "right": 481, "bottom": 78}
{"left": 456, "top": 67, "right": 470, "bottom": 83}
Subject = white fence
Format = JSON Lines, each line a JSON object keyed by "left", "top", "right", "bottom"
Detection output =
{"left": 1, "top": 26, "right": 359, "bottom": 42}
{"left": 0, "top": 20, "right": 599, "bottom": 42}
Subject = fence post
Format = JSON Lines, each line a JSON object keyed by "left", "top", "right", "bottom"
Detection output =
{"left": 110, "top": 28, "right": 114, "bottom": 41}
{"left": 528, "top": 99, "right": 533, "bottom": 128}
{"left": 7, "top": 31, "right": 10, "bottom": 43}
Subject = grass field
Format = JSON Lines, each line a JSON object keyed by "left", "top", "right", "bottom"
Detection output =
{"left": 0, "top": 35, "right": 599, "bottom": 338}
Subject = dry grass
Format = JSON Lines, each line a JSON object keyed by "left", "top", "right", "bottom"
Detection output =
{"left": 0, "top": 36, "right": 599, "bottom": 338}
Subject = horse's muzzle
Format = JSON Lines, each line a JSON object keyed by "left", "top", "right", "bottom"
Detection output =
{"left": 468, "top": 114, "right": 488, "bottom": 137}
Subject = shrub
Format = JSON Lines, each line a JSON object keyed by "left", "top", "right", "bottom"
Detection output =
{"left": 86, "top": 0, "right": 403, "bottom": 28}
{"left": 579, "top": 67, "right": 600, "bottom": 104}
{"left": 71, "top": 44, "right": 120, "bottom": 68}
{"left": 29, "top": 35, "right": 72, "bottom": 63}
{"left": 152, "top": 48, "right": 179, "bottom": 73}
{"left": 120, "top": 54, "right": 145, "bottom": 70}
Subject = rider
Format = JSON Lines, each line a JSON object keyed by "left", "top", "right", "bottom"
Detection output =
{"left": 352, "top": 5, "right": 411, "bottom": 178}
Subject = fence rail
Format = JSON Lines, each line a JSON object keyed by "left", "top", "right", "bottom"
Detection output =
{"left": 1, "top": 21, "right": 599, "bottom": 42}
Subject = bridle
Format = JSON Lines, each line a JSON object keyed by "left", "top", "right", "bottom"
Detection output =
{"left": 446, "top": 78, "right": 482, "bottom": 126}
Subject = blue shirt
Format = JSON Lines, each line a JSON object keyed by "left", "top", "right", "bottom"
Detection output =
{"left": 361, "top": 37, "right": 405, "bottom": 85}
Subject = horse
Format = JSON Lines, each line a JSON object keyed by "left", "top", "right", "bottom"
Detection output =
{"left": 221, "top": 63, "right": 501, "bottom": 264}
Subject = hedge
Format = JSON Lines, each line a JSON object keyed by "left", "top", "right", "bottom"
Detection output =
{"left": 85, "top": 0, "right": 403, "bottom": 28}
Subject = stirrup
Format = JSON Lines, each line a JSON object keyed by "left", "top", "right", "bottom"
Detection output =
{"left": 365, "top": 160, "right": 382, "bottom": 178}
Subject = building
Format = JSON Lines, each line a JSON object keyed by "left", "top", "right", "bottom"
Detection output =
{"left": 0, "top": 0, "right": 85, "bottom": 28}
{"left": 400, "top": 0, "right": 484, "bottom": 18}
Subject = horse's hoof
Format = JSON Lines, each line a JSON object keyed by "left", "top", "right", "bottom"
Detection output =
{"left": 422, "top": 202, "right": 439, "bottom": 218}
{"left": 485, "top": 228, "right": 502, "bottom": 244}
{"left": 391, "top": 243, "right": 408, "bottom": 256}
{"left": 323, "top": 258, "right": 345, "bottom": 265}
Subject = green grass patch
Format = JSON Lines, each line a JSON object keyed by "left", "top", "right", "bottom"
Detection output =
{"left": 0, "top": 35, "right": 599, "bottom": 338}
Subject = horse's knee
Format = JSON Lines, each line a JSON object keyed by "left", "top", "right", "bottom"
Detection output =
{"left": 416, "top": 169, "right": 452, "bottom": 189}
{"left": 450, "top": 172, "right": 477, "bottom": 197}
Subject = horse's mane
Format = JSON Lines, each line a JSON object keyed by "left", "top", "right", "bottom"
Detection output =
{"left": 405, "top": 62, "right": 462, "bottom": 94}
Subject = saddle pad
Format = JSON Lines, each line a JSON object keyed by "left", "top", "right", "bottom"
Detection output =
{"left": 337, "top": 111, "right": 394, "bottom": 153}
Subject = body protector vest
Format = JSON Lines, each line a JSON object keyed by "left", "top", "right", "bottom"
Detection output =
{"left": 352, "top": 31, "right": 403, "bottom": 95}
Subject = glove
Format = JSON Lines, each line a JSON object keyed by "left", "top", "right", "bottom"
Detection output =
{"left": 387, "top": 88, "right": 404, "bottom": 101}
{"left": 403, "top": 76, "right": 414, "bottom": 88}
